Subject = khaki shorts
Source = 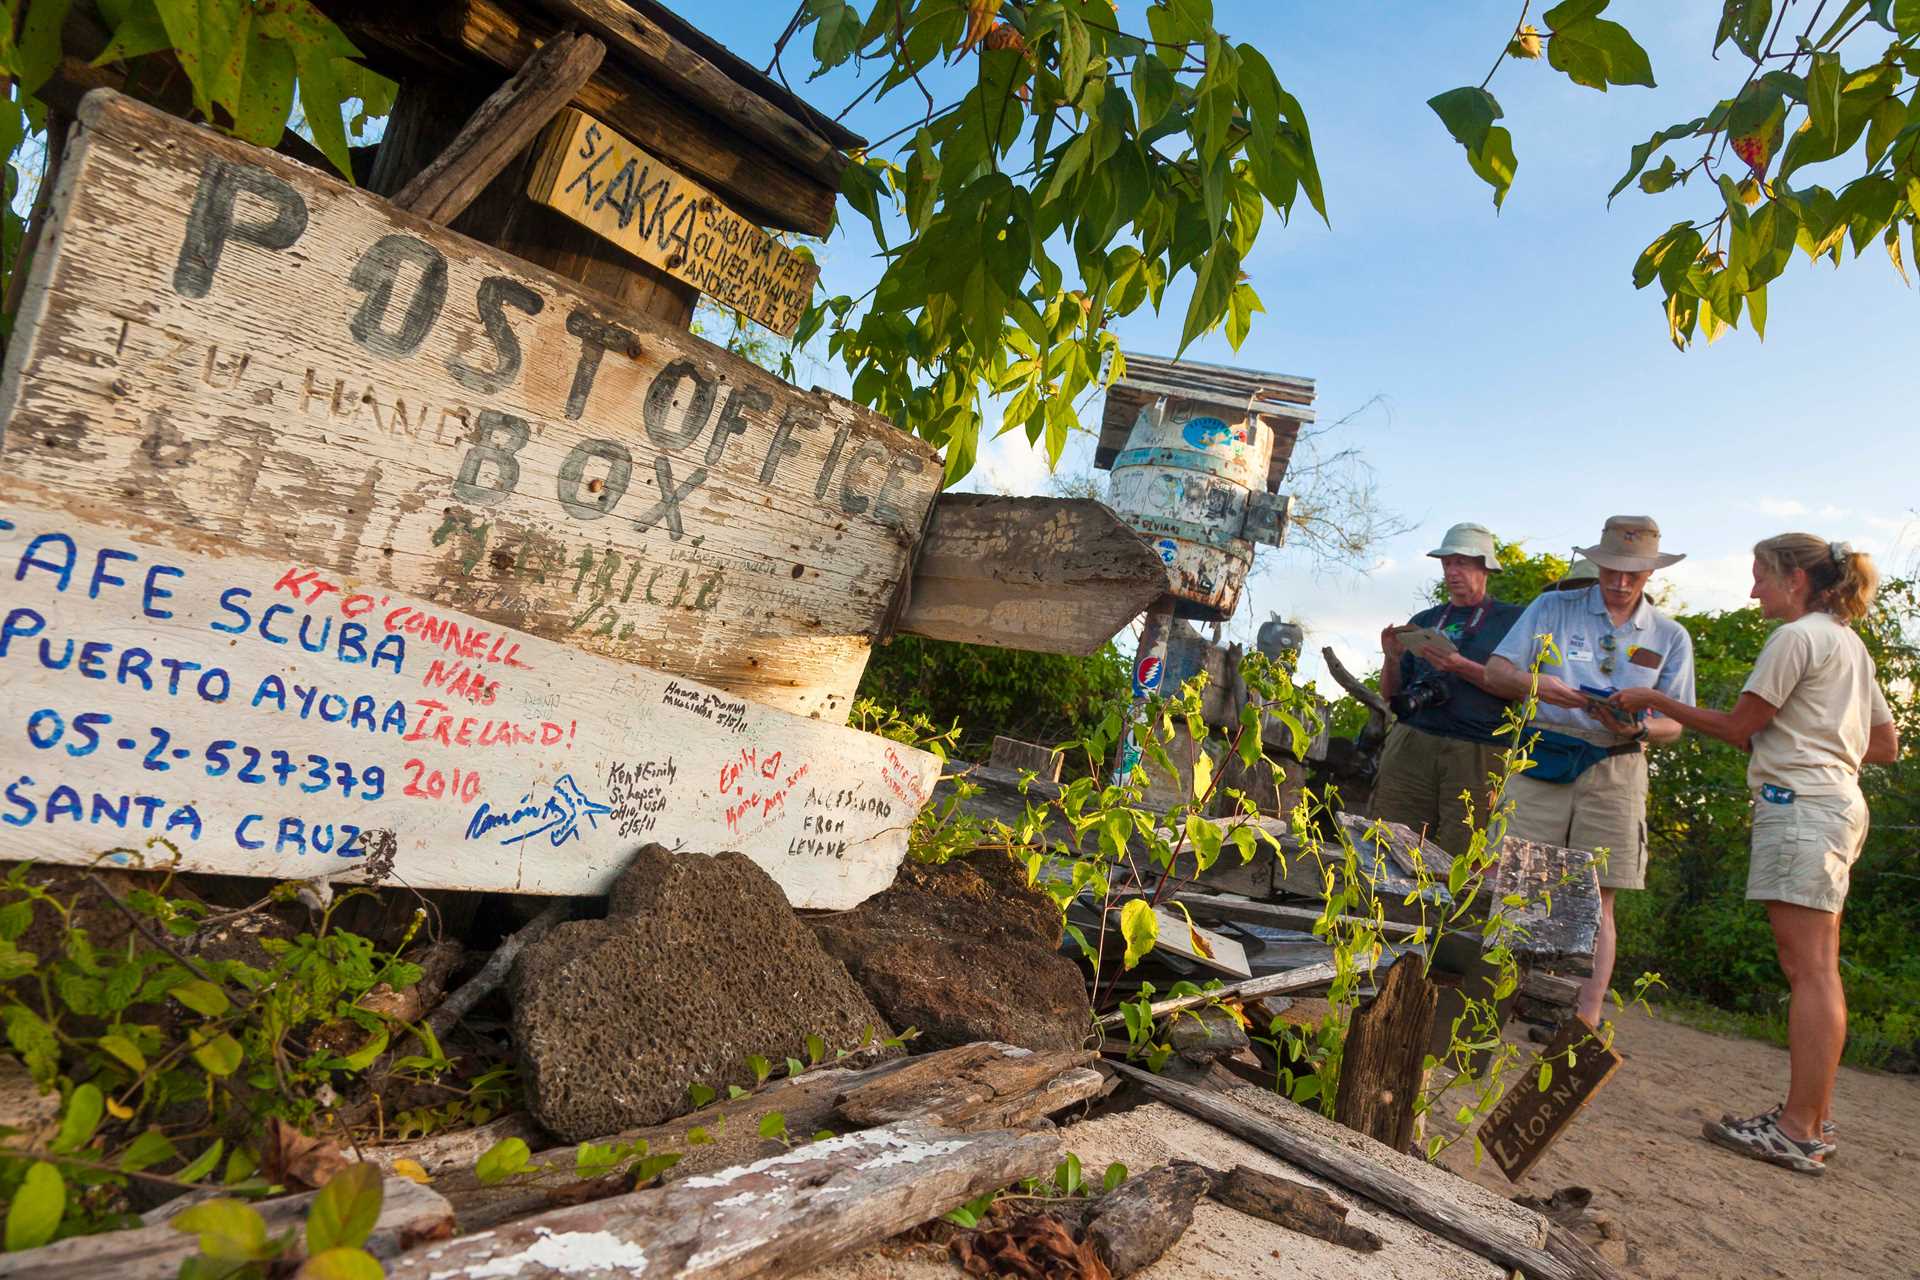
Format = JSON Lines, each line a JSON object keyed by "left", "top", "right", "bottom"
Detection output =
{"left": 1367, "top": 723, "right": 1505, "bottom": 858}
{"left": 1747, "top": 790, "right": 1870, "bottom": 914}
{"left": 1504, "top": 750, "right": 1648, "bottom": 890}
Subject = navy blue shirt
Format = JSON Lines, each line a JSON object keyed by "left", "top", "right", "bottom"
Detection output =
{"left": 1397, "top": 599, "right": 1525, "bottom": 744}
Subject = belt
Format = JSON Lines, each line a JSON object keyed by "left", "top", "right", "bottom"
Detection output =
{"left": 1602, "top": 742, "right": 1643, "bottom": 758}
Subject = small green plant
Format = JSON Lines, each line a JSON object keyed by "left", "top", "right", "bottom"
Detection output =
{"left": 170, "top": 1161, "right": 385, "bottom": 1280}
{"left": 942, "top": 1152, "right": 1129, "bottom": 1228}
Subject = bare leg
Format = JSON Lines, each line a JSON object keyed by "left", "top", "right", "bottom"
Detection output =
{"left": 1576, "top": 887, "right": 1617, "bottom": 1026}
{"left": 1767, "top": 900, "right": 1846, "bottom": 1144}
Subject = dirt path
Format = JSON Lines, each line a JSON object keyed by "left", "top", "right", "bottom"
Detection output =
{"left": 1440, "top": 1004, "right": 1920, "bottom": 1279}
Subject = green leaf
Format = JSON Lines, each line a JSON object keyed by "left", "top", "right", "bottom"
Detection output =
{"left": 1609, "top": 116, "right": 1708, "bottom": 201}
{"left": 1102, "top": 1161, "right": 1128, "bottom": 1192}
{"left": 1177, "top": 242, "right": 1237, "bottom": 353}
{"left": 50, "top": 1083, "right": 105, "bottom": 1155}
{"left": 4, "top": 1162, "right": 65, "bottom": 1252}
{"left": 171, "top": 1198, "right": 271, "bottom": 1262}
{"left": 1190, "top": 749, "right": 1214, "bottom": 801}
{"left": 335, "top": 1024, "right": 388, "bottom": 1072}
{"left": 169, "top": 979, "right": 231, "bottom": 1017}
{"left": 97, "top": 1032, "right": 148, "bottom": 1074}
{"left": 1427, "top": 87, "right": 1517, "bottom": 209}
{"left": 805, "top": 1033, "right": 827, "bottom": 1066}
{"left": 758, "top": 1112, "right": 789, "bottom": 1141}
{"left": 233, "top": 26, "right": 297, "bottom": 146}
{"left": 1897, "top": 0, "right": 1920, "bottom": 36}
{"left": 0, "top": 899, "right": 32, "bottom": 942}
{"left": 308, "top": 1163, "right": 383, "bottom": 1253}
{"left": 809, "top": 0, "right": 860, "bottom": 72}
{"left": 1546, "top": 2, "right": 1656, "bottom": 90}
{"left": 296, "top": 1247, "right": 387, "bottom": 1280}
{"left": 119, "top": 1127, "right": 179, "bottom": 1172}
{"left": 473, "top": 1137, "right": 532, "bottom": 1186}
{"left": 1119, "top": 898, "right": 1158, "bottom": 970}
{"left": 178, "top": 1138, "right": 227, "bottom": 1185}
{"left": 190, "top": 1029, "right": 244, "bottom": 1077}
{"left": 1225, "top": 281, "right": 1262, "bottom": 350}
{"left": 15, "top": 0, "right": 75, "bottom": 95}
{"left": 3, "top": 1005, "right": 60, "bottom": 1087}
{"left": 687, "top": 1082, "right": 717, "bottom": 1108}
{"left": 1865, "top": 95, "right": 1908, "bottom": 168}
{"left": 1059, "top": 12, "right": 1090, "bottom": 104}
{"left": 1807, "top": 52, "right": 1843, "bottom": 146}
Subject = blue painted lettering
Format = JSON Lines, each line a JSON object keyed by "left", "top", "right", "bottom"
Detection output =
{"left": 143, "top": 565, "right": 184, "bottom": 619}
{"left": 211, "top": 587, "right": 252, "bottom": 634}
{"left": 16, "top": 533, "right": 76, "bottom": 590}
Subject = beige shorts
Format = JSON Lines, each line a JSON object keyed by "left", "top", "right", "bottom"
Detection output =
{"left": 1504, "top": 750, "right": 1647, "bottom": 890}
{"left": 1747, "top": 791, "right": 1869, "bottom": 914}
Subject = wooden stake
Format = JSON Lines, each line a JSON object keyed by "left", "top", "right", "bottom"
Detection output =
{"left": 1333, "top": 953, "right": 1439, "bottom": 1153}
{"left": 392, "top": 30, "right": 606, "bottom": 224}
{"left": 1108, "top": 1063, "right": 1575, "bottom": 1280}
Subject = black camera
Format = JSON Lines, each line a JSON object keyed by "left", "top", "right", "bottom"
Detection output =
{"left": 1389, "top": 677, "right": 1451, "bottom": 720}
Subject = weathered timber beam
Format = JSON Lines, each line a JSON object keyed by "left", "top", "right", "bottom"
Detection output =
{"left": 1107, "top": 1064, "right": 1576, "bottom": 1280}
{"left": 1196, "top": 1161, "right": 1384, "bottom": 1252}
{"left": 1331, "top": 953, "right": 1439, "bottom": 1153}
{"left": 1093, "top": 961, "right": 1347, "bottom": 1029}
{"left": 392, "top": 29, "right": 605, "bottom": 223}
{"left": 1171, "top": 890, "right": 1421, "bottom": 940}
{"left": 384, "top": 1122, "right": 1062, "bottom": 1280}
{"left": 524, "top": 0, "right": 850, "bottom": 186}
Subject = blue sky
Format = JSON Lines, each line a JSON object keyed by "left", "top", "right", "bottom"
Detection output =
{"left": 700, "top": 1, "right": 1918, "bottom": 690}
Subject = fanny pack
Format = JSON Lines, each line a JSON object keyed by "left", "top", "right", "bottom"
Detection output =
{"left": 1526, "top": 730, "right": 1640, "bottom": 785}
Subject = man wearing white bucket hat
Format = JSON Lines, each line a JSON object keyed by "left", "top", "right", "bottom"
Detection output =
{"left": 1369, "top": 522, "right": 1524, "bottom": 857}
{"left": 1485, "top": 516, "right": 1697, "bottom": 1027}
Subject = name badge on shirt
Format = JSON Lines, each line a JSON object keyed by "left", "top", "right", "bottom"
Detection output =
{"left": 1565, "top": 644, "right": 1595, "bottom": 663}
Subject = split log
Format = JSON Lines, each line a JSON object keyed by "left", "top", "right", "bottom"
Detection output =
{"left": 358, "top": 1112, "right": 551, "bottom": 1179}
{"left": 383, "top": 1122, "right": 1061, "bottom": 1280}
{"left": 0, "top": 1179, "right": 452, "bottom": 1279}
{"left": 1333, "top": 953, "right": 1439, "bottom": 1153}
{"left": 1199, "top": 1162, "right": 1383, "bottom": 1252}
{"left": 1544, "top": 1224, "right": 1628, "bottom": 1280}
{"left": 835, "top": 1043, "right": 1101, "bottom": 1131}
{"left": 1109, "top": 1063, "right": 1576, "bottom": 1280}
{"left": 391, "top": 29, "right": 605, "bottom": 223}
{"left": 1081, "top": 1161, "right": 1213, "bottom": 1278}
{"left": 1094, "top": 962, "right": 1345, "bottom": 1029}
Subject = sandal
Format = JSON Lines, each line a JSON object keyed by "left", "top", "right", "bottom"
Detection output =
{"left": 1720, "top": 1103, "right": 1837, "bottom": 1158}
{"left": 1702, "top": 1109, "right": 1828, "bottom": 1175}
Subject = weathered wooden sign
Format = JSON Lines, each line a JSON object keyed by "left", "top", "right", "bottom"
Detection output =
{"left": 0, "top": 91, "right": 939, "bottom": 719}
{"left": 901, "top": 495, "right": 1168, "bottom": 656}
{"left": 1479, "top": 1015, "right": 1623, "bottom": 1181}
{"left": 527, "top": 107, "right": 820, "bottom": 336}
{"left": 0, "top": 501, "right": 940, "bottom": 907}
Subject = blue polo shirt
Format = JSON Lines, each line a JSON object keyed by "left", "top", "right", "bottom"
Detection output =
{"left": 1492, "top": 585, "right": 1696, "bottom": 745}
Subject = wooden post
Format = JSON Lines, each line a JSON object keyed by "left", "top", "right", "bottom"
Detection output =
{"left": 1114, "top": 599, "right": 1176, "bottom": 783}
{"left": 1333, "top": 953, "right": 1439, "bottom": 1153}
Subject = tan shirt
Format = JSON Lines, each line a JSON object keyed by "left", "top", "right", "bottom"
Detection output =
{"left": 1743, "top": 612, "right": 1892, "bottom": 795}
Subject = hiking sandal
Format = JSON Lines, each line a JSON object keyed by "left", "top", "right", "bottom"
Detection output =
{"left": 1720, "top": 1103, "right": 1837, "bottom": 1158}
{"left": 1702, "top": 1110, "right": 1828, "bottom": 1175}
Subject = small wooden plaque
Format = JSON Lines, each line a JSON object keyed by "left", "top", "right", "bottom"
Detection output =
{"left": 528, "top": 108, "right": 821, "bottom": 335}
{"left": 1479, "top": 1015, "right": 1623, "bottom": 1181}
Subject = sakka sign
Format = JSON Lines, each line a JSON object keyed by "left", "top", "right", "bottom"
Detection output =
{"left": 0, "top": 91, "right": 939, "bottom": 717}
{"left": 0, "top": 501, "right": 939, "bottom": 908}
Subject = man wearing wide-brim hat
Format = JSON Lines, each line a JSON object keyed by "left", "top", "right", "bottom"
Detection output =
{"left": 1485, "top": 517, "right": 1698, "bottom": 1028}
{"left": 1369, "top": 522, "right": 1526, "bottom": 858}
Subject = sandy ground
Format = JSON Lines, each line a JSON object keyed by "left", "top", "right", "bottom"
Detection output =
{"left": 1440, "top": 1004, "right": 1920, "bottom": 1280}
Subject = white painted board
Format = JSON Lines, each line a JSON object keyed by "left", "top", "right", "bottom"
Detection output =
{"left": 0, "top": 500, "right": 941, "bottom": 908}
{"left": 0, "top": 91, "right": 940, "bottom": 719}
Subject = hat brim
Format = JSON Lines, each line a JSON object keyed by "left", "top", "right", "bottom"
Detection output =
{"left": 1575, "top": 545, "right": 1685, "bottom": 572}
{"left": 1426, "top": 548, "right": 1502, "bottom": 572}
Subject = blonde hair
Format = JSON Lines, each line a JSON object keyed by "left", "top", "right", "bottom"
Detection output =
{"left": 1753, "top": 533, "right": 1880, "bottom": 622}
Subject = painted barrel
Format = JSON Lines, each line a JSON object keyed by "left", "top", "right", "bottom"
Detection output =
{"left": 1106, "top": 394, "right": 1271, "bottom": 620}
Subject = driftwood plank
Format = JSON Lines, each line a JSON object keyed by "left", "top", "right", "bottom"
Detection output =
{"left": 1332, "top": 954, "right": 1440, "bottom": 1153}
{"left": 0, "top": 1178, "right": 452, "bottom": 1279}
{"left": 833, "top": 1043, "right": 1097, "bottom": 1130}
{"left": 901, "top": 495, "right": 1167, "bottom": 656}
{"left": 392, "top": 30, "right": 606, "bottom": 224}
{"left": 1199, "top": 1162, "right": 1384, "bottom": 1252}
{"left": 526, "top": 108, "right": 821, "bottom": 336}
{"left": 524, "top": 0, "right": 851, "bottom": 185}
{"left": 384, "top": 1122, "right": 1061, "bottom": 1280}
{"left": 1172, "top": 890, "right": 1422, "bottom": 940}
{"left": 1, "top": 89, "right": 938, "bottom": 718}
{"left": 0, "top": 502, "right": 940, "bottom": 905}
{"left": 1109, "top": 1063, "right": 1577, "bottom": 1280}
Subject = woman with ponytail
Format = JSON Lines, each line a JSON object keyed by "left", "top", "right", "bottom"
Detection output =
{"left": 1613, "top": 534, "right": 1898, "bottom": 1175}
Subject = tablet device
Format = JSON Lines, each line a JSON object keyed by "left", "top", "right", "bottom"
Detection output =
{"left": 1392, "top": 624, "right": 1459, "bottom": 656}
